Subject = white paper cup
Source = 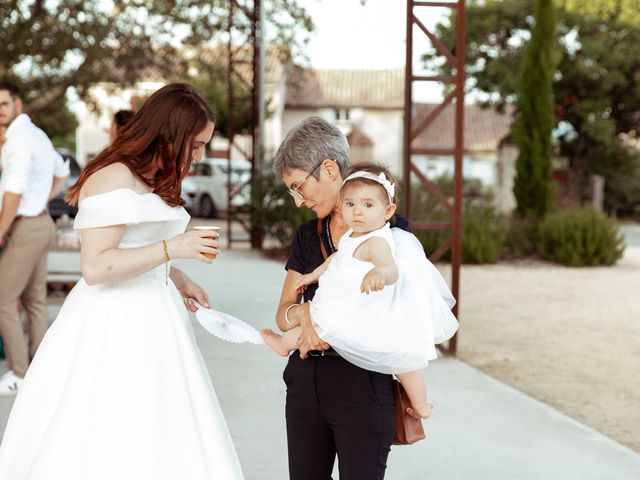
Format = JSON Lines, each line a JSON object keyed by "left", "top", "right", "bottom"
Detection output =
{"left": 193, "top": 225, "right": 221, "bottom": 260}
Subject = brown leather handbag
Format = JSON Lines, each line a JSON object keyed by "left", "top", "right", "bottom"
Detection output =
{"left": 316, "top": 219, "right": 425, "bottom": 446}
{"left": 392, "top": 380, "right": 426, "bottom": 445}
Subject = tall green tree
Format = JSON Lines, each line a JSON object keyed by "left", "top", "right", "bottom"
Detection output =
{"left": 513, "top": 0, "right": 558, "bottom": 218}
{"left": 0, "top": 1, "right": 314, "bottom": 140}
{"left": 424, "top": 0, "right": 640, "bottom": 215}
{"left": 185, "top": 67, "right": 254, "bottom": 139}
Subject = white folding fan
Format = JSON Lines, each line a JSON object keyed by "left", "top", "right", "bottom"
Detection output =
{"left": 194, "top": 303, "right": 264, "bottom": 345}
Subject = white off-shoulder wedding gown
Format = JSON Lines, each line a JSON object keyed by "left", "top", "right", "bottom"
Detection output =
{"left": 0, "top": 188, "right": 244, "bottom": 479}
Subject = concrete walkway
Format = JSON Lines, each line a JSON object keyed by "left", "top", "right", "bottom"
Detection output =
{"left": 620, "top": 223, "right": 640, "bottom": 247}
{"left": 1, "top": 249, "right": 639, "bottom": 479}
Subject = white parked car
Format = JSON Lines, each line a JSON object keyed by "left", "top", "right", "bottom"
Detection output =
{"left": 210, "top": 159, "right": 251, "bottom": 191}
{"left": 181, "top": 159, "right": 251, "bottom": 218}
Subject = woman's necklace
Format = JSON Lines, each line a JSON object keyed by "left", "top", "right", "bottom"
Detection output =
{"left": 325, "top": 215, "right": 337, "bottom": 253}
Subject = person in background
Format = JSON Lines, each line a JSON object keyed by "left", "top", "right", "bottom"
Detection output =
{"left": 0, "top": 81, "right": 70, "bottom": 394}
{"left": 109, "top": 109, "right": 134, "bottom": 143}
{"left": 0, "top": 125, "right": 6, "bottom": 176}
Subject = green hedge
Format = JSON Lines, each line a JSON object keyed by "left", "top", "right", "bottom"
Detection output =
{"left": 413, "top": 200, "right": 507, "bottom": 264}
{"left": 250, "top": 166, "right": 314, "bottom": 248}
{"left": 462, "top": 202, "right": 507, "bottom": 263}
{"left": 505, "top": 215, "right": 539, "bottom": 258}
{"left": 251, "top": 170, "right": 625, "bottom": 267}
{"left": 403, "top": 176, "right": 507, "bottom": 264}
{"left": 537, "top": 207, "right": 625, "bottom": 266}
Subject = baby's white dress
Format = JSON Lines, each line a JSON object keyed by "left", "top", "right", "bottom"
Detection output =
{"left": 0, "top": 189, "right": 244, "bottom": 480}
{"left": 311, "top": 223, "right": 458, "bottom": 374}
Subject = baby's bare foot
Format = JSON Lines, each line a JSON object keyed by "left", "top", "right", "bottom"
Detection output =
{"left": 406, "top": 402, "right": 433, "bottom": 420}
{"left": 261, "top": 329, "right": 291, "bottom": 357}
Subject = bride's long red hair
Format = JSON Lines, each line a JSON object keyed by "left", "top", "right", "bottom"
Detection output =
{"left": 66, "top": 83, "right": 215, "bottom": 207}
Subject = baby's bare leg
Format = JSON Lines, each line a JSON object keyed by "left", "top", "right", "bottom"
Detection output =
{"left": 261, "top": 326, "right": 302, "bottom": 357}
{"left": 396, "top": 371, "right": 433, "bottom": 420}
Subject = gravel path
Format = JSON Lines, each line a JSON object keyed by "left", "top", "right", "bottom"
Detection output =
{"left": 439, "top": 247, "right": 640, "bottom": 452}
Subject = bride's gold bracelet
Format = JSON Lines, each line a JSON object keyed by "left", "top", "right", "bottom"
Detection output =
{"left": 162, "top": 240, "right": 170, "bottom": 285}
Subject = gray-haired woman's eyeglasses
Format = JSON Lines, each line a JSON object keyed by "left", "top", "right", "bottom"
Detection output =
{"left": 287, "top": 162, "right": 322, "bottom": 200}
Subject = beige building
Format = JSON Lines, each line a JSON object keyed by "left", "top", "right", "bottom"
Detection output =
{"left": 283, "top": 67, "right": 515, "bottom": 209}
{"left": 74, "top": 46, "right": 288, "bottom": 167}
{"left": 282, "top": 67, "right": 405, "bottom": 172}
{"left": 74, "top": 55, "right": 516, "bottom": 210}
{"left": 411, "top": 102, "right": 514, "bottom": 190}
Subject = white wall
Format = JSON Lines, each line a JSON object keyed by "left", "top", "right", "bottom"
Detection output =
{"left": 75, "top": 82, "right": 164, "bottom": 166}
{"left": 75, "top": 87, "right": 127, "bottom": 166}
{"left": 281, "top": 109, "right": 318, "bottom": 144}
{"left": 413, "top": 154, "right": 497, "bottom": 185}
{"left": 211, "top": 135, "right": 253, "bottom": 164}
{"left": 495, "top": 143, "right": 518, "bottom": 213}
{"left": 358, "top": 110, "right": 404, "bottom": 175}
{"left": 281, "top": 108, "right": 404, "bottom": 175}
{"left": 263, "top": 74, "right": 288, "bottom": 162}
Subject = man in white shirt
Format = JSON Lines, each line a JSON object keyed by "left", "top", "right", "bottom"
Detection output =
{"left": 0, "top": 81, "right": 70, "bottom": 394}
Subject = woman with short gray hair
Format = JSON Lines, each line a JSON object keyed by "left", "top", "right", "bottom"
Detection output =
{"left": 272, "top": 116, "right": 412, "bottom": 480}
{"left": 272, "top": 116, "right": 350, "bottom": 181}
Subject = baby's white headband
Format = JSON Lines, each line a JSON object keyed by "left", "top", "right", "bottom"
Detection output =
{"left": 342, "top": 171, "right": 396, "bottom": 203}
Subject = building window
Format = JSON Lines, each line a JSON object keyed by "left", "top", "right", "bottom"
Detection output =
{"left": 334, "top": 108, "right": 351, "bottom": 121}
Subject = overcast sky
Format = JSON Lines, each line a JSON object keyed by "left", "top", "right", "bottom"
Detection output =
{"left": 298, "top": 0, "right": 407, "bottom": 69}
{"left": 297, "top": 0, "right": 451, "bottom": 101}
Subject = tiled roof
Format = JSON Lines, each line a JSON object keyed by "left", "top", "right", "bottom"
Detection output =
{"left": 412, "top": 103, "right": 514, "bottom": 153}
{"left": 285, "top": 68, "right": 512, "bottom": 151}
{"left": 286, "top": 68, "right": 404, "bottom": 109}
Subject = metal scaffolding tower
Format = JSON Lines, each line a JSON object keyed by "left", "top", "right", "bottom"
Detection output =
{"left": 403, "top": 0, "right": 466, "bottom": 355}
{"left": 226, "top": 0, "right": 262, "bottom": 248}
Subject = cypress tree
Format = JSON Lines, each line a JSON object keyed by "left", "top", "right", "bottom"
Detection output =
{"left": 513, "top": 0, "right": 558, "bottom": 218}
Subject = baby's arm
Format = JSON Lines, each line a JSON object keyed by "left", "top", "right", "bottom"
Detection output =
{"left": 356, "top": 237, "right": 398, "bottom": 294}
{"left": 293, "top": 253, "right": 335, "bottom": 292}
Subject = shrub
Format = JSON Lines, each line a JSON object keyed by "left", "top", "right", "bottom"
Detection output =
{"left": 411, "top": 199, "right": 507, "bottom": 264}
{"left": 413, "top": 228, "right": 450, "bottom": 261}
{"left": 250, "top": 166, "right": 314, "bottom": 248}
{"left": 403, "top": 176, "right": 454, "bottom": 261}
{"left": 505, "top": 215, "right": 539, "bottom": 258}
{"left": 588, "top": 142, "right": 640, "bottom": 220}
{"left": 462, "top": 201, "right": 507, "bottom": 264}
{"left": 537, "top": 207, "right": 625, "bottom": 266}
{"left": 403, "top": 175, "right": 507, "bottom": 264}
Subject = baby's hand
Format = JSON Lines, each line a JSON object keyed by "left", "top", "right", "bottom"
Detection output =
{"left": 406, "top": 402, "right": 433, "bottom": 420}
{"left": 360, "top": 268, "right": 386, "bottom": 294}
{"left": 294, "top": 274, "right": 316, "bottom": 294}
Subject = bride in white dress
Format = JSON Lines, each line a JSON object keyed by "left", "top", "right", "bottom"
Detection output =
{"left": 0, "top": 84, "right": 244, "bottom": 479}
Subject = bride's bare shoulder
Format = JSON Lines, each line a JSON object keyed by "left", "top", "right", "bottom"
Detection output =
{"left": 79, "top": 163, "right": 136, "bottom": 200}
